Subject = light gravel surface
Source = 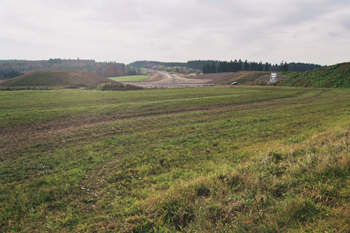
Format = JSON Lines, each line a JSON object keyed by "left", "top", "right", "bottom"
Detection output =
{"left": 122, "top": 71, "right": 214, "bottom": 88}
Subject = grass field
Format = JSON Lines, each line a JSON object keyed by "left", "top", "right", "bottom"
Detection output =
{"left": 108, "top": 75, "right": 149, "bottom": 82}
{"left": 139, "top": 68, "right": 148, "bottom": 75}
{"left": 1, "top": 87, "right": 350, "bottom": 232}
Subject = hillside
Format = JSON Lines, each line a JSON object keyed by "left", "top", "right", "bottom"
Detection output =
{"left": 278, "top": 62, "right": 350, "bottom": 88}
{"left": 0, "top": 70, "right": 116, "bottom": 88}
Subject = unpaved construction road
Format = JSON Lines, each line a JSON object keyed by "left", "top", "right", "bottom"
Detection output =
{"left": 122, "top": 71, "right": 214, "bottom": 88}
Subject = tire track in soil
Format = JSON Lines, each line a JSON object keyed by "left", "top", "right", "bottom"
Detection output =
{"left": 0, "top": 93, "right": 321, "bottom": 158}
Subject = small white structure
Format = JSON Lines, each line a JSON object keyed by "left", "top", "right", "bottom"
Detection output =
{"left": 270, "top": 72, "right": 277, "bottom": 83}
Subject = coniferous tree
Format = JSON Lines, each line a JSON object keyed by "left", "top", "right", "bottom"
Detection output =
{"left": 244, "top": 60, "right": 249, "bottom": 71}
{"left": 238, "top": 59, "right": 243, "bottom": 71}
{"left": 211, "top": 62, "right": 217, "bottom": 73}
{"left": 287, "top": 62, "right": 322, "bottom": 72}
{"left": 232, "top": 59, "right": 238, "bottom": 72}
{"left": 279, "top": 61, "right": 284, "bottom": 72}
{"left": 279, "top": 61, "right": 289, "bottom": 72}
{"left": 222, "top": 61, "right": 228, "bottom": 72}
{"left": 250, "top": 62, "right": 258, "bottom": 71}
{"left": 228, "top": 60, "right": 234, "bottom": 72}
{"left": 264, "top": 62, "right": 270, "bottom": 71}
{"left": 217, "top": 62, "right": 224, "bottom": 73}
{"left": 217, "top": 62, "right": 223, "bottom": 73}
{"left": 203, "top": 63, "right": 211, "bottom": 73}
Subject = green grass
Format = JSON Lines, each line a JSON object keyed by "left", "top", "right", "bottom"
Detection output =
{"left": 108, "top": 75, "right": 149, "bottom": 82}
{"left": 139, "top": 68, "right": 148, "bottom": 75}
{"left": 1, "top": 86, "right": 350, "bottom": 232}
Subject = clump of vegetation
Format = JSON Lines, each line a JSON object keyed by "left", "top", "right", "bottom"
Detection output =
{"left": 108, "top": 75, "right": 149, "bottom": 82}
{"left": 278, "top": 62, "right": 350, "bottom": 88}
{"left": 1, "top": 87, "right": 350, "bottom": 232}
{"left": 163, "top": 66, "right": 198, "bottom": 75}
{"left": 94, "top": 82, "right": 143, "bottom": 91}
{"left": 245, "top": 80, "right": 269, "bottom": 86}
{"left": 0, "top": 86, "right": 52, "bottom": 91}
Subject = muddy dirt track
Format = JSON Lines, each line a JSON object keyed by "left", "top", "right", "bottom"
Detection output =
{"left": 1, "top": 94, "right": 315, "bottom": 159}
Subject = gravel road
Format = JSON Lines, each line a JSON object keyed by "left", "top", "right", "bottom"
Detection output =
{"left": 122, "top": 71, "right": 214, "bottom": 88}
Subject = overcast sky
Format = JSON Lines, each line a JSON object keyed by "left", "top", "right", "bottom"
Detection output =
{"left": 1, "top": 0, "right": 349, "bottom": 65}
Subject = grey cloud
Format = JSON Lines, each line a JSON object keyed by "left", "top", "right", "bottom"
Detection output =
{"left": 0, "top": 0, "right": 349, "bottom": 64}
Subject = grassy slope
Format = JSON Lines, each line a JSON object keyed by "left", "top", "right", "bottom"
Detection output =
{"left": 139, "top": 68, "right": 148, "bottom": 75}
{"left": 278, "top": 62, "right": 350, "bottom": 88}
{"left": 1, "top": 87, "right": 350, "bottom": 232}
{"left": 108, "top": 75, "right": 149, "bottom": 82}
{"left": 0, "top": 70, "right": 115, "bottom": 88}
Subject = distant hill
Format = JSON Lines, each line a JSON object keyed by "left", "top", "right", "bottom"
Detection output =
{"left": 0, "top": 59, "right": 140, "bottom": 80}
{"left": 277, "top": 62, "right": 350, "bottom": 88}
{"left": 0, "top": 70, "right": 116, "bottom": 88}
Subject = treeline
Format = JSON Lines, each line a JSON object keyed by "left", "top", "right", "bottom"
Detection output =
{"left": 0, "top": 59, "right": 140, "bottom": 79}
{"left": 129, "top": 61, "right": 187, "bottom": 69}
{"left": 0, "top": 60, "right": 26, "bottom": 64}
{"left": 202, "top": 60, "right": 322, "bottom": 74}
{"left": 129, "top": 60, "right": 322, "bottom": 73}
{"left": 287, "top": 62, "right": 323, "bottom": 72}
{"left": 0, "top": 59, "right": 324, "bottom": 80}
{"left": 129, "top": 61, "right": 198, "bottom": 74}
{"left": 0, "top": 70, "right": 23, "bottom": 80}
{"left": 129, "top": 60, "right": 221, "bottom": 71}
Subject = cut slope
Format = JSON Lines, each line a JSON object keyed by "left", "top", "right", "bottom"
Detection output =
{"left": 205, "top": 71, "right": 271, "bottom": 85}
{"left": 277, "top": 62, "right": 350, "bottom": 88}
{"left": 0, "top": 70, "right": 116, "bottom": 88}
{"left": 193, "top": 72, "right": 236, "bottom": 80}
{"left": 193, "top": 71, "right": 272, "bottom": 85}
